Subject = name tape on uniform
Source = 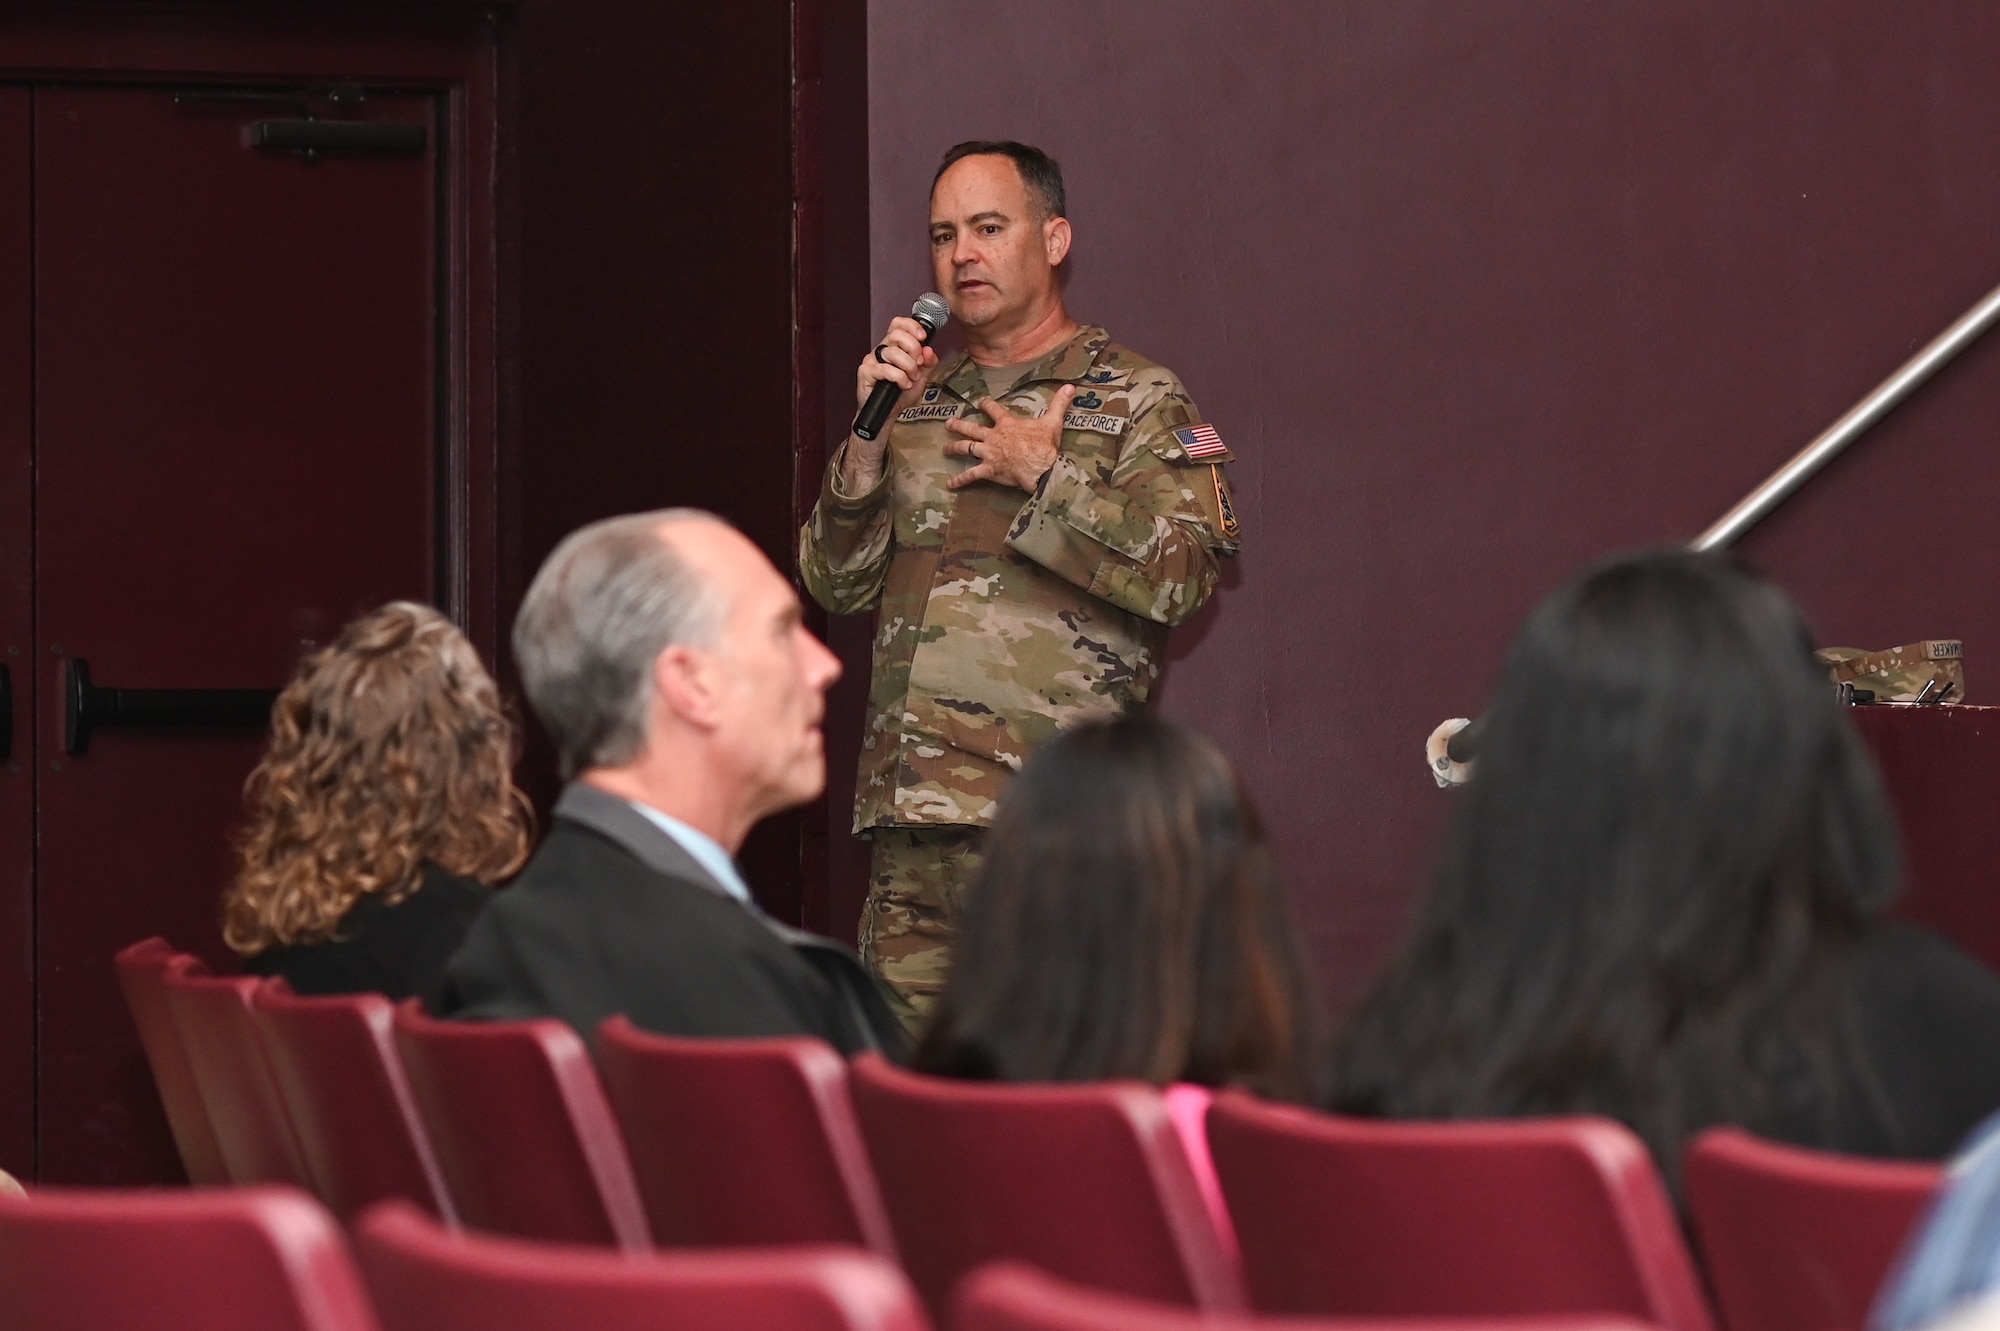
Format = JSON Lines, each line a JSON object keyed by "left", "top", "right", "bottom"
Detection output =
{"left": 1062, "top": 410, "right": 1128, "bottom": 436}
{"left": 897, "top": 403, "right": 962, "bottom": 423}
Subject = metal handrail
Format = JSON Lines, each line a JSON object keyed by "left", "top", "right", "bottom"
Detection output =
{"left": 1441, "top": 276, "right": 2000, "bottom": 771}
{"left": 1694, "top": 276, "right": 2000, "bottom": 549}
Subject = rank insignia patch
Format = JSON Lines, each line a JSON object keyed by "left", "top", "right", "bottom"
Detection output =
{"left": 1212, "top": 466, "right": 1240, "bottom": 536}
{"left": 1174, "top": 424, "right": 1229, "bottom": 459}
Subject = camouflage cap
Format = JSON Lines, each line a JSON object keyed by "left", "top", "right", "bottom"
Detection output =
{"left": 1817, "top": 640, "right": 1965, "bottom": 704}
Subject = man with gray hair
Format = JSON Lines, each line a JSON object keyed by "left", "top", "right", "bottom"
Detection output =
{"left": 440, "top": 509, "right": 903, "bottom": 1053}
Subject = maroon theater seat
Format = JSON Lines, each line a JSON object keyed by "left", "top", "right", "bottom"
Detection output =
{"left": 955, "top": 1261, "right": 1667, "bottom": 1331}
{"left": 846, "top": 1053, "right": 1241, "bottom": 1320}
{"left": 1684, "top": 1126, "right": 1941, "bottom": 1331}
{"left": 354, "top": 1198, "right": 929, "bottom": 1331}
{"left": 113, "top": 936, "right": 230, "bottom": 1184}
{"left": 597, "top": 1015, "right": 895, "bottom": 1254}
{"left": 1206, "top": 1092, "right": 1713, "bottom": 1331}
{"left": 392, "top": 999, "right": 648, "bottom": 1249}
{"left": 161, "top": 966, "right": 314, "bottom": 1186}
{"left": 252, "top": 985, "right": 456, "bottom": 1223}
{"left": 0, "top": 1183, "right": 380, "bottom": 1331}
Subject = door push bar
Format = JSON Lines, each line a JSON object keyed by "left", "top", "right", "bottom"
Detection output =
{"left": 65, "top": 659, "right": 278, "bottom": 756}
{"left": 245, "top": 121, "right": 427, "bottom": 156}
{"left": 171, "top": 87, "right": 427, "bottom": 158}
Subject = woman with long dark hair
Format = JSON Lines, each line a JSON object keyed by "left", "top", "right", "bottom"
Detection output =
{"left": 917, "top": 714, "right": 1316, "bottom": 1237}
{"left": 223, "top": 602, "right": 532, "bottom": 1009}
{"left": 1329, "top": 549, "right": 2000, "bottom": 1175}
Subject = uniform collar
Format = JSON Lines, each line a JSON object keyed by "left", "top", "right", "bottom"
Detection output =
{"left": 933, "top": 324, "right": 1110, "bottom": 402}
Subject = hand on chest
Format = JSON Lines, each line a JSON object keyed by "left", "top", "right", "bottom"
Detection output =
{"left": 893, "top": 379, "right": 1130, "bottom": 506}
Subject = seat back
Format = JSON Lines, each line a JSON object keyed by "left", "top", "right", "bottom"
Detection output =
{"left": 1206, "top": 1092, "right": 1713, "bottom": 1331}
{"left": 353, "top": 1199, "right": 929, "bottom": 1331}
{"left": 161, "top": 966, "right": 313, "bottom": 1186}
{"left": 955, "top": 1261, "right": 1667, "bottom": 1331}
{"left": 597, "top": 1015, "right": 895, "bottom": 1253}
{"left": 113, "top": 937, "right": 230, "bottom": 1184}
{"left": 392, "top": 999, "right": 648, "bottom": 1249}
{"left": 1684, "top": 1126, "right": 1941, "bottom": 1331}
{"left": 0, "top": 1183, "right": 380, "bottom": 1331}
{"left": 252, "top": 985, "right": 456, "bottom": 1223}
{"left": 847, "top": 1054, "right": 1241, "bottom": 1319}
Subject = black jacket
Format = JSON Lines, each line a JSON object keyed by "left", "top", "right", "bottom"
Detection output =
{"left": 439, "top": 783, "right": 905, "bottom": 1057}
{"left": 244, "top": 862, "right": 489, "bottom": 1013}
{"left": 1816, "top": 922, "right": 2000, "bottom": 1159}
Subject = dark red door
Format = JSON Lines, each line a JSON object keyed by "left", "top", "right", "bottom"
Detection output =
{"left": 15, "top": 84, "right": 442, "bottom": 1182}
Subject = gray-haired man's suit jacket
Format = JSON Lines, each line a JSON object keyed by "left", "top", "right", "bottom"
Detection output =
{"left": 440, "top": 783, "right": 906, "bottom": 1057}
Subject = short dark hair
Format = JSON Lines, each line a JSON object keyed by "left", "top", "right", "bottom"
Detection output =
{"left": 932, "top": 140, "right": 1067, "bottom": 221}
{"left": 916, "top": 715, "right": 1315, "bottom": 1099}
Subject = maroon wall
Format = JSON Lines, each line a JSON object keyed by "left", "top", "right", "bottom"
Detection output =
{"left": 501, "top": 0, "right": 803, "bottom": 914}
{"left": 792, "top": 0, "right": 873, "bottom": 936}
{"left": 861, "top": 1, "right": 2000, "bottom": 1012}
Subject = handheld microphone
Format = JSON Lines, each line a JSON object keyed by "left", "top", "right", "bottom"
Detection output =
{"left": 852, "top": 292, "right": 951, "bottom": 441}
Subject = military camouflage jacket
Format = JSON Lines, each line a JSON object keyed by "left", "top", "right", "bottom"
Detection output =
{"left": 798, "top": 325, "right": 1240, "bottom": 832}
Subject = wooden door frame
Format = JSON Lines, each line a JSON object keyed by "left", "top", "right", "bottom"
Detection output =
{"left": 790, "top": 0, "right": 871, "bottom": 938}
{"left": 0, "top": 88, "right": 30, "bottom": 1183}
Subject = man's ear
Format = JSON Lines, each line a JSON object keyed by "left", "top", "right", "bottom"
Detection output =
{"left": 652, "top": 645, "right": 720, "bottom": 731}
{"left": 1045, "top": 215, "right": 1072, "bottom": 268}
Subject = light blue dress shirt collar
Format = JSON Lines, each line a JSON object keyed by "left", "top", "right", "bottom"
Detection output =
{"left": 624, "top": 800, "right": 754, "bottom": 908}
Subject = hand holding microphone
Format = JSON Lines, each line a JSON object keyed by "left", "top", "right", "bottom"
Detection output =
{"left": 852, "top": 292, "right": 952, "bottom": 442}
{"left": 837, "top": 294, "right": 950, "bottom": 497}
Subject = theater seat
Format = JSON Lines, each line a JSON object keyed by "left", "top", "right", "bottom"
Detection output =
{"left": 392, "top": 999, "right": 648, "bottom": 1250}
{"left": 596, "top": 1015, "right": 895, "bottom": 1253}
{"left": 846, "top": 1054, "right": 1241, "bottom": 1319}
{"left": 0, "top": 1184, "right": 380, "bottom": 1331}
{"left": 1684, "top": 1126, "right": 1941, "bottom": 1331}
{"left": 251, "top": 985, "right": 456, "bottom": 1223}
{"left": 160, "top": 966, "right": 313, "bottom": 1187}
{"left": 1206, "top": 1092, "right": 1713, "bottom": 1331}
{"left": 955, "top": 1261, "right": 1667, "bottom": 1331}
{"left": 353, "top": 1198, "right": 929, "bottom": 1331}
{"left": 113, "top": 937, "right": 230, "bottom": 1185}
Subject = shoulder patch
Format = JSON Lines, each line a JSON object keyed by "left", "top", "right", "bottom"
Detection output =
{"left": 898, "top": 402, "right": 962, "bottom": 423}
{"left": 1174, "top": 424, "right": 1230, "bottom": 459}
{"left": 1063, "top": 410, "right": 1129, "bottom": 436}
{"left": 1212, "top": 466, "right": 1240, "bottom": 537}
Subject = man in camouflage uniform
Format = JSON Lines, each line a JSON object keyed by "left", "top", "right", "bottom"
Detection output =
{"left": 798, "top": 140, "right": 1241, "bottom": 1028}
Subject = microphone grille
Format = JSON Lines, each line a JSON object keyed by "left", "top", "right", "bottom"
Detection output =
{"left": 912, "top": 291, "right": 951, "bottom": 332}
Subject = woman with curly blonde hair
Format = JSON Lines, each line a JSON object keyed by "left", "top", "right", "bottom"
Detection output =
{"left": 225, "top": 602, "right": 531, "bottom": 1008}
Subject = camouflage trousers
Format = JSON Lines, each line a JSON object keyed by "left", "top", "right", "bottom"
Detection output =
{"left": 858, "top": 825, "right": 987, "bottom": 1034}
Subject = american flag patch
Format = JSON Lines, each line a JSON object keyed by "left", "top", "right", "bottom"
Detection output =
{"left": 1174, "top": 424, "right": 1228, "bottom": 459}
